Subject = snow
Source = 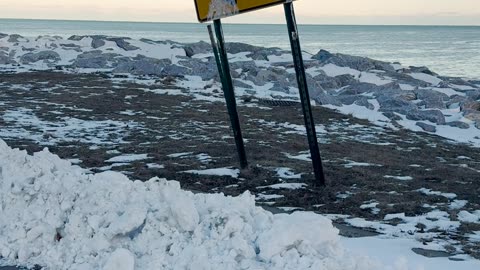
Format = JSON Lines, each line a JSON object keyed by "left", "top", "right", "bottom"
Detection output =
{"left": 319, "top": 63, "right": 392, "bottom": 86}
{"left": 0, "top": 108, "right": 140, "bottom": 146}
{"left": 384, "top": 175, "right": 413, "bottom": 181}
{"left": 103, "top": 249, "right": 135, "bottom": 270}
{"left": 183, "top": 167, "right": 240, "bottom": 178}
{"left": 457, "top": 211, "right": 480, "bottom": 223}
{"left": 449, "top": 200, "right": 468, "bottom": 210}
{"left": 0, "top": 139, "right": 420, "bottom": 270}
{"left": 342, "top": 236, "right": 480, "bottom": 270}
{"left": 416, "top": 188, "right": 457, "bottom": 199}
{"left": 258, "top": 183, "right": 307, "bottom": 190}
{"left": 105, "top": 154, "right": 149, "bottom": 163}
{"left": 409, "top": 73, "right": 443, "bottom": 86}
{"left": 275, "top": 167, "right": 302, "bottom": 179}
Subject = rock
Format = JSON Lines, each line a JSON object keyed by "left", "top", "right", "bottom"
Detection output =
{"left": 0, "top": 51, "right": 15, "bottom": 65}
{"left": 406, "top": 110, "right": 445, "bottom": 125}
{"left": 225, "top": 42, "right": 264, "bottom": 54}
{"left": 414, "top": 89, "right": 448, "bottom": 109}
{"left": 234, "top": 79, "right": 253, "bottom": 89}
{"left": 92, "top": 37, "right": 106, "bottom": 49}
{"left": 68, "top": 35, "right": 86, "bottom": 41}
{"left": 73, "top": 50, "right": 121, "bottom": 69}
{"left": 382, "top": 112, "right": 403, "bottom": 121}
{"left": 7, "top": 34, "right": 25, "bottom": 43}
{"left": 466, "top": 90, "right": 480, "bottom": 100}
{"left": 231, "top": 60, "right": 258, "bottom": 74}
{"left": 313, "top": 91, "right": 342, "bottom": 106}
{"left": 108, "top": 37, "right": 139, "bottom": 51}
{"left": 409, "top": 66, "right": 437, "bottom": 76}
{"left": 160, "top": 64, "right": 189, "bottom": 77}
{"left": 398, "top": 91, "right": 417, "bottom": 101}
{"left": 314, "top": 73, "right": 357, "bottom": 91}
{"left": 113, "top": 55, "right": 171, "bottom": 75}
{"left": 20, "top": 51, "right": 61, "bottom": 64}
{"left": 0, "top": 33, "right": 7, "bottom": 39}
{"left": 465, "top": 112, "right": 480, "bottom": 122}
{"left": 447, "top": 121, "right": 470, "bottom": 129}
{"left": 460, "top": 101, "right": 480, "bottom": 112}
{"left": 178, "top": 58, "right": 217, "bottom": 81}
{"left": 416, "top": 122, "right": 437, "bottom": 132}
{"left": 377, "top": 95, "right": 416, "bottom": 115}
{"left": 312, "top": 49, "right": 394, "bottom": 72}
{"left": 183, "top": 41, "right": 211, "bottom": 57}
{"left": 252, "top": 68, "right": 290, "bottom": 89}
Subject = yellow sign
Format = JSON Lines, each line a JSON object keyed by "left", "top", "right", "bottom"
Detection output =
{"left": 194, "top": 0, "right": 294, "bottom": 22}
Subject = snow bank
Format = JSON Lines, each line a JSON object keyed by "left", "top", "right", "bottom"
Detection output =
{"left": 0, "top": 140, "right": 404, "bottom": 269}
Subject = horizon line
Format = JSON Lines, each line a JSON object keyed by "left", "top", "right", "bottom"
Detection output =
{"left": 0, "top": 17, "right": 479, "bottom": 27}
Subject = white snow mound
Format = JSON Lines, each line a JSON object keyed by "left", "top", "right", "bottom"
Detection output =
{"left": 0, "top": 139, "right": 405, "bottom": 269}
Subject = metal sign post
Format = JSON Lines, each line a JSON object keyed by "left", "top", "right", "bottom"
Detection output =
{"left": 283, "top": 2, "right": 325, "bottom": 185}
{"left": 208, "top": 20, "right": 248, "bottom": 169}
{"left": 196, "top": 0, "right": 326, "bottom": 185}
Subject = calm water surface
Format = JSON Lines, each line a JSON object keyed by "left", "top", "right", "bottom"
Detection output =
{"left": 0, "top": 19, "right": 479, "bottom": 79}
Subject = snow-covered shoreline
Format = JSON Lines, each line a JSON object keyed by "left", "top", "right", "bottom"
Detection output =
{"left": 0, "top": 139, "right": 404, "bottom": 269}
{"left": 1, "top": 33, "right": 479, "bottom": 147}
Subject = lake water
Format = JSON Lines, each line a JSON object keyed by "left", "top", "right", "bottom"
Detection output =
{"left": 1, "top": 19, "right": 479, "bottom": 79}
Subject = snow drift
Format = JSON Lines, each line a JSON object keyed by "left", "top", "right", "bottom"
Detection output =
{"left": 0, "top": 139, "right": 405, "bottom": 269}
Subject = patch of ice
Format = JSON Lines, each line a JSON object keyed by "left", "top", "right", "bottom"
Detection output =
{"left": 409, "top": 73, "right": 442, "bottom": 86}
{"left": 416, "top": 188, "right": 457, "bottom": 199}
{"left": 457, "top": 211, "right": 480, "bottom": 223}
{"left": 183, "top": 167, "right": 240, "bottom": 178}
{"left": 275, "top": 167, "right": 302, "bottom": 179}
{"left": 167, "top": 152, "right": 194, "bottom": 158}
{"left": 105, "top": 154, "right": 149, "bottom": 163}
{"left": 449, "top": 200, "right": 468, "bottom": 210}
{"left": 258, "top": 183, "right": 307, "bottom": 190}
{"left": 384, "top": 175, "right": 413, "bottom": 181}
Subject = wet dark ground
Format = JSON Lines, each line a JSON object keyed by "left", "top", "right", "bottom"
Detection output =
{"left": 1, "top": 72, "right": 479, "bottom": 267}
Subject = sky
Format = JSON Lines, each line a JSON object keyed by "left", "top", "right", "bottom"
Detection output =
{"left": 0, "top": 0, "right": 479, "bottom": 25}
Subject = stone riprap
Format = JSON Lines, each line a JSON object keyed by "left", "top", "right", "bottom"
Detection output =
{"left": 0, "top": 33, "right": 479, "bottom": 144}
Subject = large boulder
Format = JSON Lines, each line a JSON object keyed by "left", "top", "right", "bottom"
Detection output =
{"left": 183, "top": 41, "right": 212, "bottom": 57}
{"left": 178, "top": 58, "right": 218, "bottom": 81}
{"left": 406, "top": 110, "right": 445, "bottom": 125}
{"left": 312, "top": 49, "right": 394, "bottom": 72}
{"left": 73, "top": 50, "right": 121, "bottom": 69}
{"left": 416, "top": 122, "right": 437, "bottom": 132}
{"left": 414, "top": 89, "right": 448, "bottom": 109}
{"left": 409, "top": 66, "right": 437, "bottom": 76}
{"left": 313, "top": 91, "right": 342, "bottom": 106}
{"left": 108, "top": 37, "right": 139, "bottom": 51}
{"left": 0, "top": 33, "right": 7, "bottom": 39}
{"left": 20, "top": 51, "right": 61, "bottom": 64}
{"left": 377, "top": 95, "right": 417, "bottom": 115}
{"left": 0, "top": 51, "right": 15, "bottom": 65}
{"left": 312, "top": 73, "right": 358, "bottom": 91}
{"left": 160, "top": 64, "right": 190, "bottom": 77}
{"left": 252, "top": 68, "right": 290, "bottom": 88}
{"left": 7, "top": 34, "right": 25, "bottom": 43}
{"left": 113, "top": 55, "right": 171, "bottom": 75}
{"left": 461, "top": 101, "right": 480, "bottom": 113}
{"left": 91, "top": 37, "right": 106, "bottom": 49}
{"left": 447, "top": 121, "right": 470, "bottom": 129}
{"left": 68, "top": 35, "right": 87, "bottom": 41}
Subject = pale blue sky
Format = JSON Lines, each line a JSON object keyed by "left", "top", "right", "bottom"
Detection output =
{"left": 0, "top": 0, "right": 479, "bottom": 25}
